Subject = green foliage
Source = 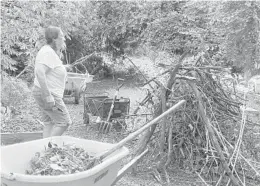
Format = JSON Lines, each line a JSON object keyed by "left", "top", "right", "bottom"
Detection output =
{"left": 1, "top": 75, "right": 31, "bottom": 111}
{"left": 1, "top": 1, "right": 83, "bottom": 74}
{"left": 2, "top": 1, "right": 260, "bottom": 77}
{"left": 69, "top": 1, "right": 148, "bottom": 59}
{"left": 184, "top": 1, "right": 260, "bottom": 73}
{"left": 144, "top": 1, "right": 260, "bottom": 74}
{"left": 214, "top": 1, "right": 260, "bottom": 72}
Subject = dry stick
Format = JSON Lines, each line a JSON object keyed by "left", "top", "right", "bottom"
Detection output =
{"left": 215, "top": 127, "right": 260, "bottom": 177}
{"left": 239, "top": 158, "right": 246, "bottom": 186}
{"left": 199, "top": 88, "right": 230, "bottom": 156}
{"left": 143, "top": 55, "right": 201, "bottom": 86}
{"left": 136, "top": 53, "right": 189, "bottom": 155}
{"left": 70, "top": 52, "right": 96, "bottom": 66}
{"left": 143, "top": 69, "right": 173, "bottom": 86}
{"left": 222, "top": 93, "right": 248, "bottom": 186}
{"left": 165, "top": 117, "right": 174, "bottom": 168}
{"left": 180, "top": 66, "right": 229, "bottom": 71}
{"left": 196, "top": 172, "right": 210, "bottom": 186}
{"left": 240, "top": 155, "right": 260, "bottom": 177}
{"left": 229, "top": 91, "right": 248, "bottom": 165}
{"left": 16, "top": 65, "right": 32, "bottom": 78}
{"left": 143, "top": 72, "right": 196, "bottom": 87}
{"left": 166, "top": 51, "right": 189, "bottom": 97}
{"left": 133, "top": 90, "right": 152, "bottom": 114}
{"left": 190, "top": 83, "right": 240, "bottom": 186}
{"left": 124, "top": 55, "right": 156, "bottom": 91}
{"left": 157, "top": 85, "right": 167, "bottom": 171}
{"left": 162, "top": 168, "right": 170, "bottom": 184}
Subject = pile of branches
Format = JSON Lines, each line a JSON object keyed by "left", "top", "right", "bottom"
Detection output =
{"left": 135, "top": 53, "right": 260, "bottom": 185}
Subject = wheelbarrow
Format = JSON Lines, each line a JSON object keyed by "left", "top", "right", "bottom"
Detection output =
{"left": 1, "top": 100, "right": 186, "bottom": 186}
{"left": 64, "top": 72, "right": 94, "bottom": 104}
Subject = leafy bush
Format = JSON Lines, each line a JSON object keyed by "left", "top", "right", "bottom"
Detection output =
{"left": 1, "top": 75, "right": 31, "bottom": 111}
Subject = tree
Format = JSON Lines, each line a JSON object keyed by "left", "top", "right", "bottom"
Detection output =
{"left": 212, "top": 1, "right": 260, "bottom": 76}
{"left": 1, "top": 1, "right": 83, "bottom": 74}
{"left": 184, "top": 1, "right": 260, "bottom": 76}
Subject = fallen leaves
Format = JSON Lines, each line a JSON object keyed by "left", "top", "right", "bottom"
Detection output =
{"left": 25, "top": 142, "right": 99, "bottom": 176}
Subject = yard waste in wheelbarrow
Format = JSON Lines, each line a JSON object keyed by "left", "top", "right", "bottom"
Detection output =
{"left": 1, "top": 136, "right": 129, "bottom": 186}
{"left": 24, "top": 142, "right": 99, "bottom": 175}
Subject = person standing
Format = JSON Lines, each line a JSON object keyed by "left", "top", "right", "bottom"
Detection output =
{"left": 33, "top": 26, "right": 71, "bottom": 138}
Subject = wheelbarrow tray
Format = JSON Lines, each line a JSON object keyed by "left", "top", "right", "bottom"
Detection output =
{"left": 1, "top": 136, "right": 129, "bottom": 186}
{"left": 65, "top": 72, "right": 93, "bottom": 91}
{"left": 64, "top": 72, "right": 94, "bottom": 104}
{"left": 1, "top": 132, "right": 43, "bottom": 145}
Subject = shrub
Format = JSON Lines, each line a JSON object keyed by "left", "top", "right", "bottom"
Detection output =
{"left": 1, "top": 75, "right": 31, "bottom": 112}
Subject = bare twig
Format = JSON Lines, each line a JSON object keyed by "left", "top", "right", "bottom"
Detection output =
{"left": 158, "top": 86, "right": 167, "bottom": 170}
{"left": 196, "top": 172, "right": 210, "bottom": 186}
{"left": 190, "top": 82, "right": 240, "bottom": 186}
{"left": 165, "top": 117, "right": 174, "bottom": 168}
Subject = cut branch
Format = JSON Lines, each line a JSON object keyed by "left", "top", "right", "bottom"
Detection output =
{"left": 136, "top": 52, "right": 189, "bottom": 155}
{"left": 190, "top": 82, "right": 240, "bottom": 186}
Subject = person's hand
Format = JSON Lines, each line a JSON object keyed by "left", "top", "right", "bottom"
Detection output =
{"left": 44, "top": 95, "right": 55, "bottom": 110}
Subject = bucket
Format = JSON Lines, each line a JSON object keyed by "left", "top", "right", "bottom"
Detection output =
{"left": 1, "top": 136, "right": 129, "bottom": 186}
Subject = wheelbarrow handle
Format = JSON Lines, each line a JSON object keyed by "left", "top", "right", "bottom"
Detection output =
{"left": 99, "top": 100, "right": 186, "bottom": 160}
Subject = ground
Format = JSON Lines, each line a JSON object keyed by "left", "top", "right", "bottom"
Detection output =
{"left": 63, "top": 79, "right": 203, "bottom": 186}
{"left": 1, "top": 57, "right": 260, "bottom": 185}
{"left": 1, "top": 77, "right": 203, "bottom": 186}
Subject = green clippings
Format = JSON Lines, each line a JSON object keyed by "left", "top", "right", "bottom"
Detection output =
{"left": 25, "top": 142, "right": 99, "bottom": 176}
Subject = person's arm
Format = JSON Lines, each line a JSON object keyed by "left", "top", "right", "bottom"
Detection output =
{"left": 35, "top": 63, "right": 55, "bottom": 104}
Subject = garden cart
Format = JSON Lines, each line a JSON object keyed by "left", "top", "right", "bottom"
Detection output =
{"left": 64, "top": 72, "right": 94, "bottom": 104}
{"left": 83, "top": 78, "right": 130, "bottom": 133}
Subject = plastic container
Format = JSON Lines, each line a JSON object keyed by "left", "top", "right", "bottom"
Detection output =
{"left": 65, "top": 73, "right": 94, "bottom": 104}
{"left": 65, "top": 72, "right": 94, "bottom": 91}
{"left": 1, "top": 136, "right": 129, "bottom": 186}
